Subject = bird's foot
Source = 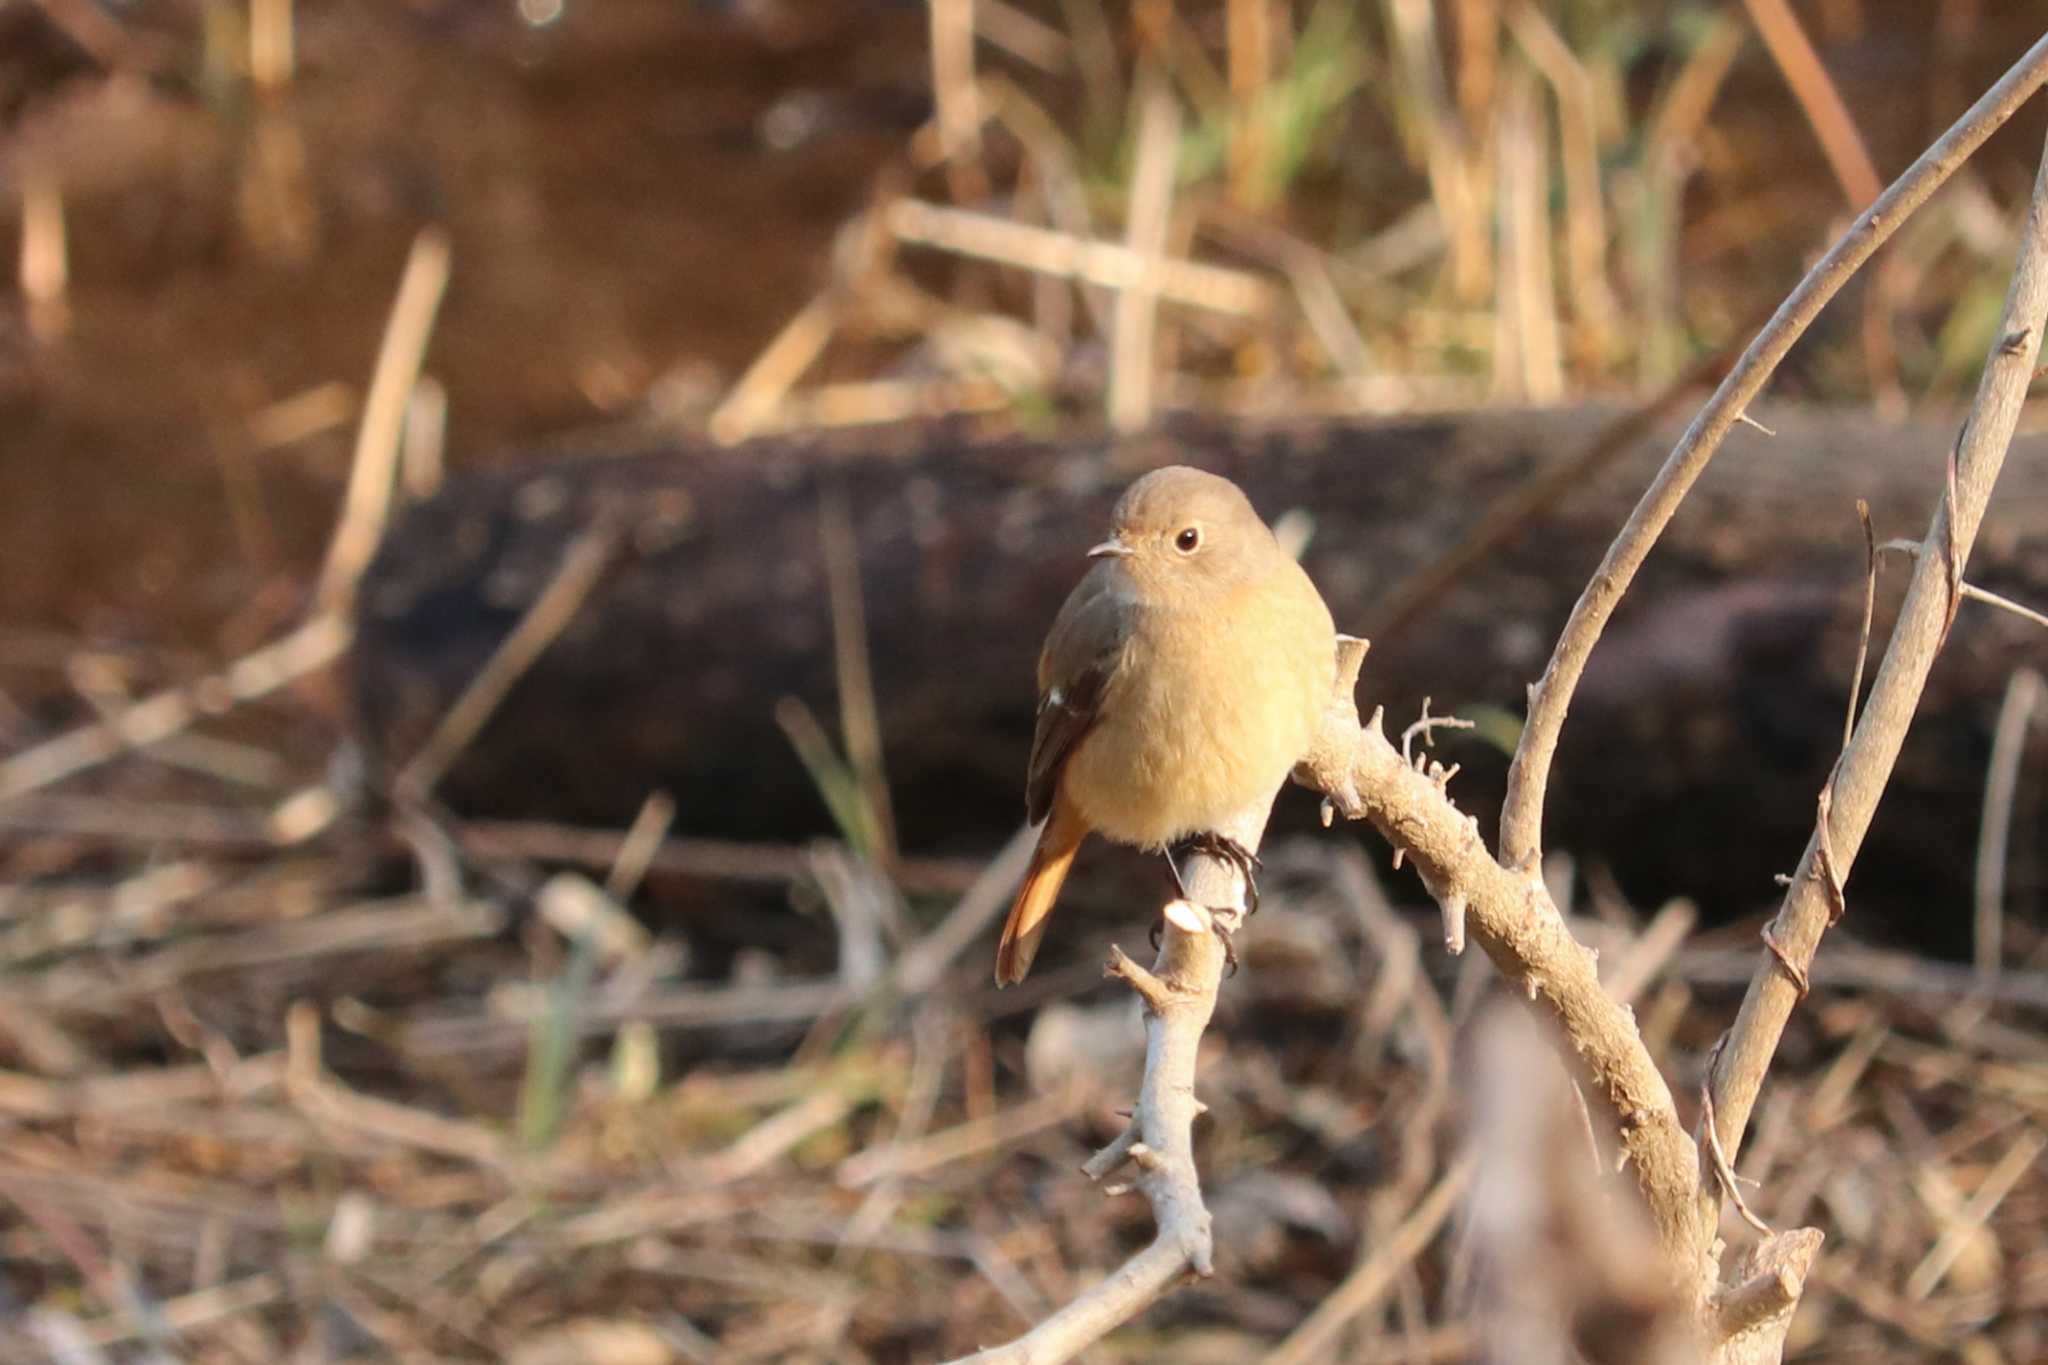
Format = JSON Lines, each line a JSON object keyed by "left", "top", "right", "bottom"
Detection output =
{"left": 1213, "top": 917, "right": 1240, "bottom": 976}
{"left": 1169, "top": 831, "right": 1264, "bottom": 916}
{"left": 1159, "top": 835, "right": 1257, "bottom": 976}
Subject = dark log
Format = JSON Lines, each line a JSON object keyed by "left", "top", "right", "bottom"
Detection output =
{"left": 352, "top": 407, "right": 2048, "bottom": 953}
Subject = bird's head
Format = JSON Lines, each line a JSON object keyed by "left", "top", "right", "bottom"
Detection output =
{"left": 1087, "top": 465, "right": 1277, "bottom": 596}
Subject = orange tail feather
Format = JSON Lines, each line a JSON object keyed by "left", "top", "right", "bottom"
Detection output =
{"left": 996, "top": 797, "right": 1088, "bottom": 986}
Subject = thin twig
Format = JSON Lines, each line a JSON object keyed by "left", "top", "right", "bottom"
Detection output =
{"left": 249, "top": 0, "right": 294, "bottom": 91}
{"left": 403, "top": 977, "right": 852, "bottom": 1056}
{"left": 29, "top": 0, "right": 160, "bottom": 72}
{"left": 0, "top": 616, "right": 351, "bottom": 802}
{"left": 941, "top": 798, "right": 1268, "bottom": 1362}
{"left": 1602, "top": 898, "right": 1698, "bottom": 1007}
{"left": 286, "top": 1000, "right": 509, "bottom": 1169}
{"left": 1902, "top": 1127, "right": 2045, "bottom": 1299}
{"left": 927, "top": 0, "right": 983, "bottom": 172}
{"left": 1700, "top": 1071, "right": 1771, "bottom": 1235}
{"left": 708, "top": 291, "right": 842, "bottom": 444}
{"left": 1739, "top": 0, "right": 1883, "bottom": 207}
{"left": 885, "top": 199, "right": 1273, "bottom": 315}
{"left": 1704, "top": 116, "right": 2048, "bottom": 1246}
{"left": 892, "top": 822, "right": 1040, "bottom": 995}
{"left": 1197, "top": 208, "right": 1375, "bottom": 375}
{"left": 819, "top": 485, "right": 897, "bottom": 866}
{"left": 1974, "top": 668, "right": 2043, "bottom": 986}
{"left": 1846, "top": 500, "right": 1879, "bottom": 751}
{"left": 393, "top": 522, "right": 620, "bottom": 804}
{"left": 835, "top": 1092, "right": 1076, "bottom": 1189}
{"left": 19, "top": 167, "right": 68, "bottom": 340}
{"left": 1384, "top": 0, "right": 1488, "bottom": 300}
{"left": 1499, "top": 32, "right": 2048, "bottom": 870}
{"left": 1877, "top": 538, "right": 2048, "bottom": 629}
{"left": 1674, "top": 940, "right": 2048, "bottom": 1010}
{"left": 314, "top": 228, "right": 452, "bottom": 612}
{"left": 1225, "top": 0, "right": 1272, "bottom": 206}
{"left": 603, "top": 791, "right": 677, "bottom": 903}
{"left": 452, "top": 817, "right": 982, "bottom": 895}
{"left": 74, "top": 1275, "right": 282, "bottom": 1351}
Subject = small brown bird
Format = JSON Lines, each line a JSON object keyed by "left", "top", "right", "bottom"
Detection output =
{"left": 994, "top": 466, "right": 1338, "bottom": 986}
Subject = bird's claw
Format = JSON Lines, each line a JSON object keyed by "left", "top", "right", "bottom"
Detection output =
{"left": 1150, "top": 903, "right": 1236, "bottom": 972}
{"left": 1174, "top": 831, "right": 1263, "bottom": 916}
{"left": 1159, "top": 835, "right": 1254, "bottom": 973}
{"left": 1214, "top": 919, "right": 1239, "bottom": 976}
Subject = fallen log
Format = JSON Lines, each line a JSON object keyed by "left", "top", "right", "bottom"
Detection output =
{"left": 352, "top": 405, "right": 2048, "bottom": 952}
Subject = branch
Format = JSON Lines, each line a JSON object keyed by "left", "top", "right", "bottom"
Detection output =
{"left": 1702, "top": 118, "right": 2048, "bottom": 1227}
{"left": 1297, "top": 638, "right": 1705, "bottom": 1258}
{"left": 942, "top": 804, "right": 1265, "bottom": 1363}
{"left": 1707, "top": 1229, "right": 1824, "bottom": 1365}
{"left": 1497, "top": 31, "right": 2048, "bottom": 870}
{"left": 958, "top": 52, "right": 2048, "bottom": 1351}
{"left": 1458, "top": 1007, "right": 1697, "bottom": 1365}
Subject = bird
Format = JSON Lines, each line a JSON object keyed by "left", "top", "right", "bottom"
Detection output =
{"left": 994, "top": 465, "right": 1338, "bottom": 986}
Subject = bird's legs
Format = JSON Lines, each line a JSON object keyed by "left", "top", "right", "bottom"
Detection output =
{"left": 1154, "top": 832, "right": 1264, "bottom": 973}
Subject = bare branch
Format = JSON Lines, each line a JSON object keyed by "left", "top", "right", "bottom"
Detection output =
{"left": 1703, "top": 118, "right": 2048, "bottom": 1234}
{"left": 964, "top": 51, "right": 2048, "bottom": 1362}
{"left": 1708, "top": 1229, "right": 1823, "bottom": 1361}
{"left": 1498, "top": 32, "right": 2048, "bottom": 870}
{"left": 1698, "top": 1073, "right": 1770, "bottom": 1236}
{"left": 1456, "top": 1008, "right": 1696, "bottom": 1365}
{"left": 943, "top": 803, "right": 1267, "bottom": 1363}
{"left": 1297, "top": 637, "right": 1706, "bottom": 1258}
{"left": 1878, "top": 538, "right": 2048, "bottom": 630}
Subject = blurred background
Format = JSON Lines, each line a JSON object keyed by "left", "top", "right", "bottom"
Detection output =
{"left": 2, "top": 3, "right": 2046, "bottom": 1361}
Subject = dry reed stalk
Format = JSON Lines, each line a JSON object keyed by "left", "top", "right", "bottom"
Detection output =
{"left": 0, "top": 615, "right": 351, "bottom": 802}
{"left": 1108, "top": 75, "right": 1183, "bottom": 433}
{"left": 314, "top": 228, "right": 451, "bottom": 612}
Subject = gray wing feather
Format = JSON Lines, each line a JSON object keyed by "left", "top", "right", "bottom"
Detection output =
{"left": 1024, "top": 571, "right": 1131, "bottom": 824}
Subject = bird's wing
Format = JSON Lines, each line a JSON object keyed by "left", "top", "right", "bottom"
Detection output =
{"left": 1025, "top": 570, "right": 1132, "bottom": 825}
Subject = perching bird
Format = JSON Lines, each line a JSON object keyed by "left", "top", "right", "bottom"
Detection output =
{"left": 994, "top": 465, "right": 1338, "bottom": 986}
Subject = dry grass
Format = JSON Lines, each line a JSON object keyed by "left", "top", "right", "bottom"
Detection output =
{"left": 4, "top": 2, "right": 2048, "bottom": 1361}
{"left": 688, "top": 0, "right": 2040, "bottom": 436}
{"left": 4, "top": 753, "right": 2046, "bottom": 1361}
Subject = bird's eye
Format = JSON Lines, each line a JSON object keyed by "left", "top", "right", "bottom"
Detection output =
{"left": 1175, "top": 526, "right": 1202, "bottom": 553}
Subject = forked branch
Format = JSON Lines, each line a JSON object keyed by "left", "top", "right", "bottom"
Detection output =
{"left": 1703, "top": 119, "right": 2048, "bottom": 1226}
{"left": 961, "top": 38, "right": 2048, "bottom": 1364}
{"left": 1297, "top": 640, "right": 1707, "bottom": 1257}
{"left": 943, "top": 811, "right": 1261, "bottom": 1363}
{"left": 1498, "top": 31, "right": 2048, "bottom": 870}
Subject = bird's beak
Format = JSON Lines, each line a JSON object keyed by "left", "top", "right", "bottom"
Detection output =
{"left": 1087, "top": 537, "right": 1133, "bottom": 560}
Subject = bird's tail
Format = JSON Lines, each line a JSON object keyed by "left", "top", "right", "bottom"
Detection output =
{"left": 996, "top": 799, "right": 1088, "bottom": 986}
